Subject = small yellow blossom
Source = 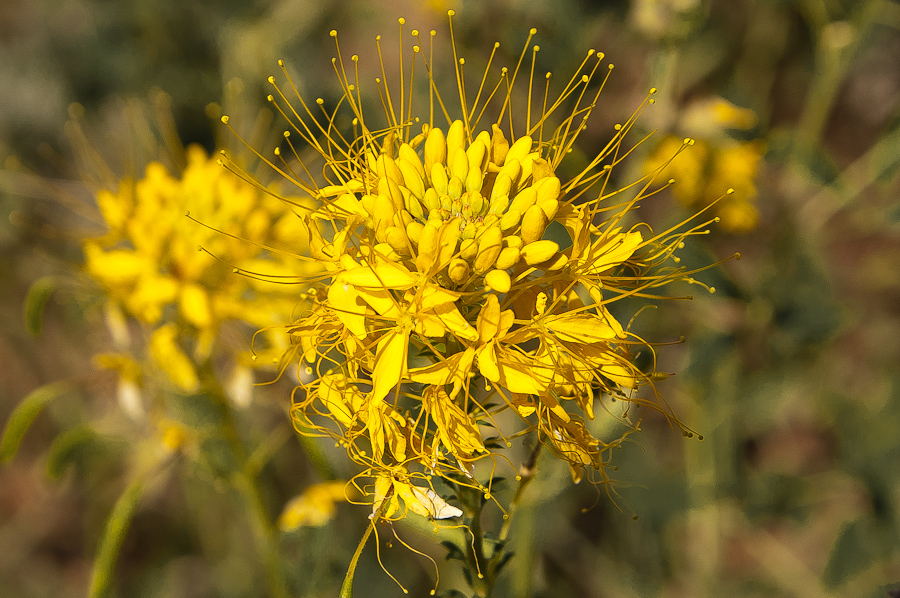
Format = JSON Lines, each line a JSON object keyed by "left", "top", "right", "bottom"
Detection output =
{"left": 83, "top": 143, "right": 316, "bottom": 393}
{"left": 278, "top": 481, "right": 349, "bottom": 530}
{"left": 648, "top": 98, "right": 765, "bottom": 233}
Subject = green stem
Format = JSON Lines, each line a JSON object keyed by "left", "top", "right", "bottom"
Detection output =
{"left": 340, "top": 490, "right": 392, "bottom": 598}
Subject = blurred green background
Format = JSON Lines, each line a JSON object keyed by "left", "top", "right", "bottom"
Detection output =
{"left": 1, "top": 0, "right": 899, "bottom": 597}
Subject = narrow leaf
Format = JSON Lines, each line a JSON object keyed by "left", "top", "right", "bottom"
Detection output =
{"left": 0, "top": 381, "right": 74, "bottom": 462}
{"left": 24, "top": 277, "right": 56, "bottom": 336}
{"left": 45, "top": 425, "right": 97, "bottom": 480}
{"left": 88, "top": 478, "right": 146, "bottom": 598}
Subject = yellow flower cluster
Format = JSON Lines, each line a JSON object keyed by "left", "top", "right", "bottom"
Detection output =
{"left": 225, "top": 14, "right": 718, "bottom": 519}
{"left": 648, "top": 99, "right": 765, "bottom": 233}
{"left": 85, "top": 144, "right": 311, "bottom": 396}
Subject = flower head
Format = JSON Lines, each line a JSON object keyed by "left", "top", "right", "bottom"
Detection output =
{"left": 223, "top": 12, "right": 720, "bottom": 514}
{"left": 84, "top": 141, "right": 314, "bottom": 402}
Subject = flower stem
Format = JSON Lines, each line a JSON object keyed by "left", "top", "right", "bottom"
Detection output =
{"left": 340, "top": 489, "right": 392, "bottom": 598}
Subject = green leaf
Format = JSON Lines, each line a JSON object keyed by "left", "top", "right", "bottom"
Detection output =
{"left": 0, "top": 381, "right": 74, "bottom": 462}
{"left": 24, "top": 277, "right": 57, "bottom": 336}
{"left": 45, "top": 425, "right": 98, "bottom": 480}
{"left": 88, "top": 478, "right": 146, "bottom": 598}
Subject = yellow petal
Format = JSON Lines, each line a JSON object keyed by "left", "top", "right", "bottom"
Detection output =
{"left": 584, "top": 231, "right": 643, "bottom": 273}
{"left": 327, "top": 282, "right": 368, "bottom": 338}
{"left": 149, "top": 324, "right": 199, "bottom": 392}
{"left": 371, "top": 328, "right": 408, "bottom": 402}
{"left": 341, "top": 261, "right": 416, "bottom": 289}
{"left": 179, "top": 283, "right": 212, "bottom": 328}
{"left": 544, "top": 313, "right": 618, "bottom": 343}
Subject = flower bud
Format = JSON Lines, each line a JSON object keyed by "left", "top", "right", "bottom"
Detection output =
{"left": 431, "top": 162, "right": 449, "bottom": 196}
{"left": 473, "top": 225, "right": 503, "bottom": 274}
{"left": 448, "top": 258, "right": 470, "bottom": 284}
{"left": 490, "top": 124, "right": 509, "bottom": 166}
{"left": 495, "top": 246, "right": 521, "bottom": 270}
{"left": 506, "top": 135, "right": 533, "bottom": 165}
{"left": 520, "top": 204, "right": 549, "bottom": 244}
{"left": 484, "top": 269, "right": 511, "bottom": 293}
{"left": 520, "top": 240, "right": 559, "bottom": 265}
{"left": 424, "top": 127, "right": 446, "bottom": 174}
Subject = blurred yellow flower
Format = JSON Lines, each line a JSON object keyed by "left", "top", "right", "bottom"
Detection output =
{"left": 83, "top": 143, "right": 315, "bottom": 395}
{"left": 278, "top": 481, "right": 349, "bottom": 530}
{"left": 648, "top": 98, "right": 765, "bottom": 233}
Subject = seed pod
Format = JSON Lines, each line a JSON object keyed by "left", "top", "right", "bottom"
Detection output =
{"left": 520, "top": 240, "right": 559, "bottom": 265}
{"left": 484, "top": 269, "right": 511, "bottom": 293}
{"left": 424, "top": 127, "right": 446, "bottom": 174}
{"left": 448, "top": 258, "right": 470, "bottom": 284}
{"left": 520, "top": 204, "right": 549, "bottom": 244}
{"left": 473, "top": 225, "right": 503, "bottom": 274}
{"left": 495, "top": 246, "right": 521, "bottom": 270}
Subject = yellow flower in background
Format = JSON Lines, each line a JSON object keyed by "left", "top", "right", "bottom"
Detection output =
{"left": 648, "top": 98, "right": 765, "bottom": 233}
{"left": 278, "top": 481, "right": 349, "bottom": 529}
{"left": 223, "top": 11, "right": 720, "bottom": 515}
{"left": 84, "top": 142, "right": 316, "bottom": 399}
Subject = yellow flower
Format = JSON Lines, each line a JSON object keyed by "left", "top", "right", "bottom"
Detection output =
{"left": 647, "top": 98, "right": 765, "bottom": 233}
{"left": 278, "top": 481, "right": 349, "bottom": 530}
{"left": 83, "top": 142, "right": 317, "bottom": 392}
{"left": 230, "top": 12, "right": 720, "bottom": 514}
